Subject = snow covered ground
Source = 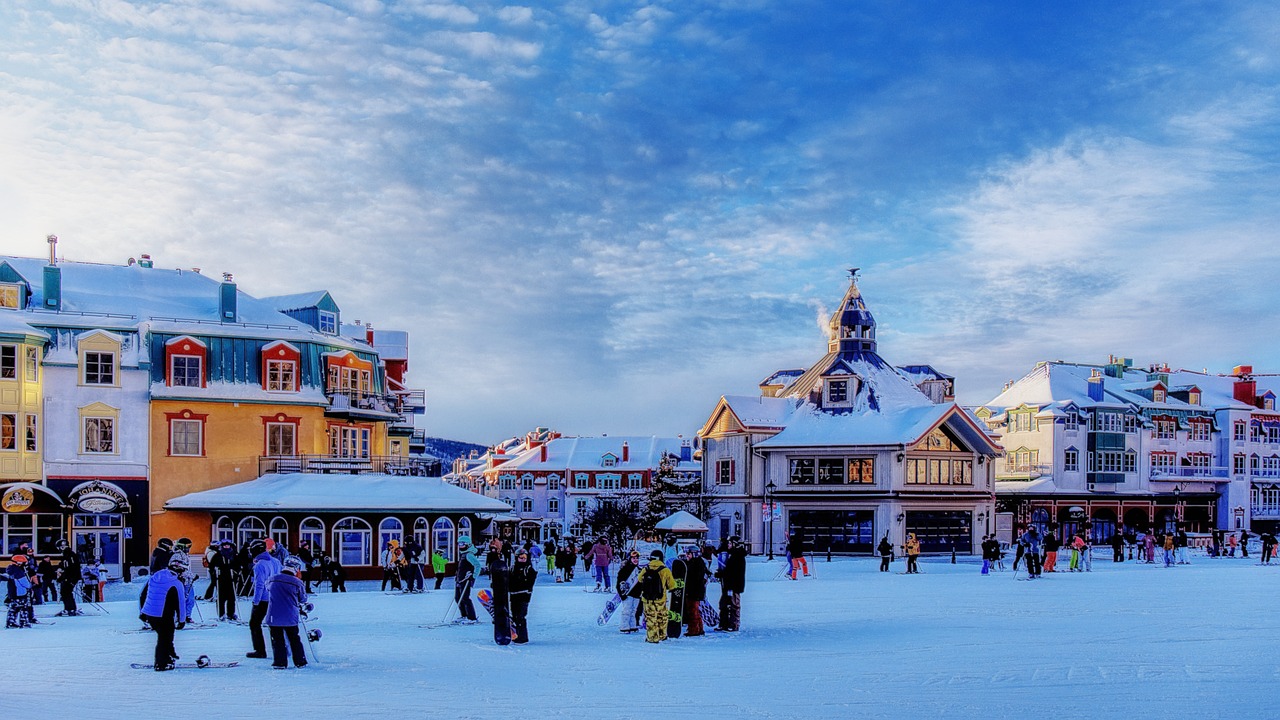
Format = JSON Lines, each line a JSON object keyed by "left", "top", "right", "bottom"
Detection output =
{"left": 9, "top": 553, "right": 1277, "bottom": 719}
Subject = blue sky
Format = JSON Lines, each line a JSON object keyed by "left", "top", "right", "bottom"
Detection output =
{"left": 3, "top": 1, "right": 1279, "bottom": 443}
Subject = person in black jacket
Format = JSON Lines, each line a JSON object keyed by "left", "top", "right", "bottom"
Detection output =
{"left": 210, "top": 540, "right": 239, "bottom": 621}
{"left": 149, "top": 538, "right": 174, "bottom": 574}
{"left": 615, "top": 550, "right": 643, "bottom": 633}
{"left": 681, "top": 545, "right": 709, "bottom": 636}
{"left": 486, "top": 538, "right": 513, "bottom": 646}
{"left": 55, "top": 542, "right": 81, "bottom": 617}
{"left": 715, "top": 536, "right": 748, "bottom": 632}
{"left": 786, "top": 534, "right": 809, "bottom": 579}
{"left": 508, "top": 548, "right": 537, "bottom": 644}
{"left": 877, "top": 536, "right": 893, "bottom": 572}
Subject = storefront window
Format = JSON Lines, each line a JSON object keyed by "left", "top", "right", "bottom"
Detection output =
{"left": 237, "top": 516, "right": 267, "bottom": 548}
{"left": 788, "top": 510, "right": 874, "bottom": 554}
{"left": 299, "top": 517, "right": 324, "bottom": 552}
{"left": 432, "top": 517, "right": 455, "bottom": 562}
{"left": 904, "top": 510, "right": 973, "bottom": 554}
{"left": 333, "top": 517, "right": 372, "bottom": 566}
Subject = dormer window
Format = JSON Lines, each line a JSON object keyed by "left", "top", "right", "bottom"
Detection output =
{"left": 165, "top": 337, "right": 207, "bottom": 388}
{"left": 319, "top": 310, "right": 337, "bottom": 334}
{"left": 601, "top": 454, "right": 618, "bottom": 468}
{"left": 1267, "top": 397, "right": 1277, "bottom": 411}
{"left": 0, "top": 283, "right": 20, "bottom": 310}
{"left": 827, "top": 379, "right": 848, "bottom": 403}
{"left": 1188, "top": 391, "right": 1201, "bottom": 406}
{"left": 1153, "top": 388, "right": 1166, "bottom": 403}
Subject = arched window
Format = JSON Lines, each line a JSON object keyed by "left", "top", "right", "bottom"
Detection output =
{"left": 1090, "top": 508, "right": 1117, "bottom": 544}
{"left": 332, "top": 517, "right": 373, "bottom": 566}
{"left": 237, "top": 516, "right": 266, "bottom": 548}
{"left": 299, "top": 517, "right": 325, "bottom": 553}
{"left": 459, "top": 517, "right": 472, "bottom": 541}
{"left": 269, "top": 516, "right": 289, "bottom": 548}
{"left": 214, "top": 516, "right": 234, "bottom": 543}
{"left": 413, "top": 517, "right": 429, "bottom": 552}
{"left": 1029, "top": 507, "right": 1050, "bottom": 535}
{"left": 379, "top": 517, "right": 404, "bottom": 552}
{"left": 432, "top": 517, "right": 456, "bottom": 562}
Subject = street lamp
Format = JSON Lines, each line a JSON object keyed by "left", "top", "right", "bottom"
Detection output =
{"left": 765, "top": 480, "right": 777, "bottom": 560}
{"left": 1174, "top": 484, "right": 1183, "bottom": 525}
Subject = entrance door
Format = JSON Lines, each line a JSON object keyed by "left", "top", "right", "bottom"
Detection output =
{"left": 73, "top": 530, "right": 122, "bottom": 579}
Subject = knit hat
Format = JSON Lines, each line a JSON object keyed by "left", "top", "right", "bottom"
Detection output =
{"left": 457, "top": 535, "right": 472, "bottom": 548}
{"left": 168, "top": 554, "right": 189, "bottom": 572}
{"left": 650, "top": 549, "right": 664, "bottom": 560}
{"left": 11, "top": 555, "right": 27, "bottom": 565}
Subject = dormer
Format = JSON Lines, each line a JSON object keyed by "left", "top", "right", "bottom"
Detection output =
{"left": 1169, "top": 385, "right": 1201, "bottom": 406}
{"left": 0, "top": 262, "right": 31, "bottom": 311}
{"left": 263, "top": 291, "right": 341, "bottom": 335}
{"left": 600, "top": 452, "right": 619, "bottom": 468}
{"left": 164, "top": 336, "right": 207, "bottom": 388}
{"left": 1263, "top": 390, "right": 1277, "bottom": 412}
{"left": 1152, "top": 382, "right": 1167, "bottom": 404}
{"left": 822, "top": 372, "right": 860, "bottom": 410}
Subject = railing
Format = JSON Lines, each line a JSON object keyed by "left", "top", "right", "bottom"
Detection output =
{"left": 395, "top": 389, "right": 426, "bottom": 413}
{"left": 1251, "top": 469, "right": 1280, "bottom": 479}
{"left": 258, "top": 455, "right": 437, "bottom": 476}
{"left": 996, "top": 463, "right": 1052, "bottom": 479}
{"left": 1252, "top": 504, "right": 1280, "bottom": 518}
{"left": 1150, "top": 466, "right": 1230, "bottom": 479}
{"left": 325, "top": 389, "right": 399, "bottom": 415}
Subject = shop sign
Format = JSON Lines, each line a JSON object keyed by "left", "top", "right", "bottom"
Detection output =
{"left": 2, "top": 487, "right": 34, "bottom": 513}
{"left": 69, "top": 481, "right": 128, "bottom": 514}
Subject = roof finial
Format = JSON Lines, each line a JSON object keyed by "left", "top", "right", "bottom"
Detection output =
{"left": 848, "top": 267, "right": 860, "bottom": 280}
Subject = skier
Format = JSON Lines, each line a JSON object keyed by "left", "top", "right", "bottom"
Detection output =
{"left": 295, "top": 540, "right": 315, "bottom": 594}
{"left": 265, "top": 556, "right": 309, "bottom": 669}
{"left": 380, "top": 539, "right": 405, "bottom": 592}
{"left": 590, "top": 536, "right": 613, "bottom": 592}
{"left": 1018, "top": 525, "right": 1043, "bottom": 578}
{"left": 636, "top": 549, "right": 677, "bottom": 643}
{"left": 980, "top": 535, "right": 997, "bottom": 575}
{"left": 453, "top": 536, "right": 480, "bottom": 623}
{"left": 615, "top": 550, "right": 643, "bottom": 633}
{"left": 202, "top": 542, "right": 219, "bottom": 601}
{"left": 786, "top": 533, "right": 810, "bottom": 579}
{"left": 508, "top": 548, "right": 537, "bottom": 644}
{"left": 1162, "top": 532, "right": 1175, "bottom": 567}
{"left": 680, "top": 545, "right": 708, "bottom": 636}
{"left": 486, "top": 538, "right": 513, "bottom": 645}
{"left": 1262, "top": 532, "right": 1276, "bottom": 564}
{"left": 140, "top": 555, "right": 189, "bottom": 671}
{"left": 211, "top": 540, "right": 239, "bottom": 620}
{"left": 1068, "top": 532, "right": 1083, "bottom": 572}
{"left": 81, "top": 559, "right": 101, "bottom": 602}
{"left": 877, "top": 535, "right": 893, "bottom": 572}
{"left": 580, "top": 539, "right": 594, "bottom": 576}
{"left": 1111, "top": 530, "right": 1125, "bottom": 563}
{"left": 246, "top": 539, "right": 282, "bottom": 659}
{"left": 5, "top": 555, "right": 33, "bottom": 628}
{"left": 1011, "top": 525, "right": 1026, "bottom": 571}
{"left": 1042, "top": 526, "right": 1060, "bottom": 573}
{"left": 403, "top": 537, "right": 425, "bottom": 593}
{"left": 903, "top": 533, "right": 921, "bottom": 574}
{"left": 430, "top": 549, "right": 446, "bottom": 591}
{"left": 36, "top": 556, "right": 55, "bottom": 603}
{"left": 1175, "top": 527, "right": 1190, "bottom": 565}
{"left": 149, "top": 538, "right": 174, "bottom": 574}
{"left": 1227, "top": 531, "right": 1239, "bottom": 557}
{"left": 1240, "top": 528, "right": 1252, "bottom": 558}
{"left": 715, "top": 536, "right": 748, "bottom": 631}
{"left": 55, "top": 541, "right": 81, "bottom": 617}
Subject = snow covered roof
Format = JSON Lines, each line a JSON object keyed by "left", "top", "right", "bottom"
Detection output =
{"left": 496, "top": 436, "right": 694, "bottom": 473}
{"left": 720, "top": 395, "right": 799, "bottom": 429}
{"left": 654, "top": 510, "right": 709, "bottom": 533}
{"left": 756, "top": 401, "right": 1000, "bottom": 453}
{"left": 782, "top": 350, "right": 935, "bottom": 413}
{"left": 760, "top": 369, "right": 805, "bottom": 387}
{"left": 0, "top": 312, "right": 49, "bottom": 341}
{"left": 261, "top": 291, "right": 333, "bottom": 313}
{"left": 164, "top": 473, "right": 512, "bottom": 513}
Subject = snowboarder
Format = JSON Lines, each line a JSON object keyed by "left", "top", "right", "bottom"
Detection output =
{"left": 246, "top": 539, "right": 282, "bottom": 659}
{"left": 786, "top": 533, "right": 810, "bottom": 579}
{"left": 904, "top": 533, "right": 921, "bottom": 574}
{"left": 486, "top": 538, "right": 514, "bottom": 645}
{"left": 509, "top": 548, "right": 537, "bottom": 644}
{"left": 265, "top": 556, "right": 309, "bottom": 669}
{"left": 140, "top": 555, "right": 189, "bottom": 671}
{"left": 877, "top": 536, "right": 893, "bottom": 572}
{"left": 715, "top": 536, "right": 748, "bottom": 631}
{"left": 615, "top": 550, "right": 643, "bottom": 633}
{"left": 636, "top": 550, "right": 677, "bottom": 643}
{"left": 454, "top": 536, "right": 480, "bottom": 623}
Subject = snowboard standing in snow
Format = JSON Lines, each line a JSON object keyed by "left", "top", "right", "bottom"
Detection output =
{"left": 598, "top": 574, "right": 638, "bottom": 625}
{"left": 483, "top": 540, "right": 517, "bottom": 646}
{"left": 668, "top": 554, "right": 689, "bottom": 639}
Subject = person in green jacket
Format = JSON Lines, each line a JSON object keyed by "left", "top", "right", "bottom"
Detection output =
{"left": 430, "top": 549, "right": 447, "bottom": 591}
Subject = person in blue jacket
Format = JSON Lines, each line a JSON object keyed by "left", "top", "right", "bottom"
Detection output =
{"left": 140, "top": 555, "right": 189, "bottom": 671}
{"left": 6, "top": 555, "right": 33, "bottom": 628}
{"left": 1019, "top": 525, "right": 1044, "bottom": 579}
{"left": 245, "top": 539, "right": 282, "bottom": 659}
{"left": 265, "top": 556, "right": 309, "bottom": 669}
{"left": 454, "top": 536, "right": 481, "bottom": 623}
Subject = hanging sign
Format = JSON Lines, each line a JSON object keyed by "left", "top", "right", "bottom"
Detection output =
{"left": 68, "top": 481, "right": 129, "bottom": 514}
{"left": 2, "top": 487, "right": 34, "bottom": 513}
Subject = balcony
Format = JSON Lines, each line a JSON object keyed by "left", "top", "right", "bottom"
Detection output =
{"left": 995, "top": 463, "right": 1052, "bottom": 480}
{"left": 1150, "top": 466, "right": 1231, "bottom": 480}
{"left": 258, "top": 455, "right": 437, "bottom": 477}
{"left": 395, "top": 389, "right": 426, "bottom": 415}
{"left": 1252, "top": 503, "right": 1280, "bottom": 518}
{"left": 324, "top": 389, "right": 402, "bottom": 422}
{"left": 1251, "top": 469, "right": 1280, "bottom": 480}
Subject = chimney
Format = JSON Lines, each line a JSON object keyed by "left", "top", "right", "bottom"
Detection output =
{"left": 1233, "top": 366, "right": 1258, "bottom": 406}
{"left": 622, "top": 442, "right": 629, "bottom": 463}
{"left": 366, "top": 324, "right": 374, "bottom": 345}
{"left": 219, "top": 273, "right": 237, "bottom": 322}
{"left": 138, "top": 254, "right": 153, "bottom": 269}
{"left": 42, "top": 265, "right": 61, "bottom": 311}
{"left": 540, "top": 444, "right": 547, "bottom": 462}
{"left": 1087, "top": 369, "right": 1105, "bottom": 402}
{"left": 46, "top": 234, "right": 57, "bottom": 265}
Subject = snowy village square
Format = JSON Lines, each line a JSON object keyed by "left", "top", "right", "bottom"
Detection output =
{"left": 5, "top": 1, "right": 1280, "bottom": 719}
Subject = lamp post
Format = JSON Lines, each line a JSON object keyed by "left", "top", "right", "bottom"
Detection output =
{"left": 765, "top": 480, "right": 777, "bottom": 560}
{"left": 1174, "top": 484, "right": 1183, "bottom": 526}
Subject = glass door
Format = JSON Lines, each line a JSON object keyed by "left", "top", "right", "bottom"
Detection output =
{"left": 73, "top": 530, "right": 122, "bottom": 580}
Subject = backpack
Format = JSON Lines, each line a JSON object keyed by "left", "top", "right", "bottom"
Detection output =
{"left": 640, "top": 567, "right": 665, "bottom": 601}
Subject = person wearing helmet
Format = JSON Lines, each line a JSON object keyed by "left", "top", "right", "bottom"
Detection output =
{"left": 245, "top": 538, "right": 281, "bottom": 659}
{"left": 5, "top": 555, "right": 33, "bottom": 629}
{"left": 265, "top": 556, "right": 309, "bottom": 669}
{"left": 55, "top": 542, "right": 82, "bottom": 617}
{"left": 453, "top": 536, "right": 480, "bottom": 623}
{"left": 150, "top": 538, "right": 174, "bottom": 574}
{"left": 210, "top": 540, "right": 238, "bottom": 621}
{"left": 635, "top": 550, "right": 677, "bottom": 644}
{"left": 714, "top": 536, "right": 748, "bottom": 632}
{"left": 140, "top": 555, "right": 189, "bottom": 671}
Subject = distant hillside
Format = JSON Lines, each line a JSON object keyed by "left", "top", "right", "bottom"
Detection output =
{"left": 420, "top": 437, "right": 488, "bottom": 467}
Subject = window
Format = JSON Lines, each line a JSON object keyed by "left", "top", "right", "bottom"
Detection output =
{"left": 83, "top": 351, "right": 115, "bottom": 385}
{"left": 83, "top": 417, "right": 114, "bottom": 454}
{"left": 319, "top": 311, "right": 338, "bottom": 334}
{"left": 521, "top": 498, "right": 533, "bottom": 513}
{"left": 597, "top": 474, "right": 621, "bottom": 491}
{"left": 573, "top": 473, "right": 588, "bottom": 490}
{"left": 548, "top": 498, "right": 560, "bottom": 514}
{"left": 0, "top": 284, "right": 20, "bottom": 309}
{"left": 432, "top": 517, "right": 455, "bottom": 562}
{"left": 333, "top": 517, "right": 372, "bottom": 566}
{"left": 0, "top": 345, "right": 14, "bottom": 379}
{"left": 1154, "top": 419, "right": 1176, "bottom": 440}
{"left": 628, "top": 473, "right": 643, "bottom": 489}
{"left": 789, "top": 458, "right": 815, "bottom": 485}
{"left": 24, "top": 347, "right": 37, "bottom": 382}
{"left": 1011, "top": 411, "right": 1037, "bottom": 433}
{"left": 499, "top": 474, "right": 516, "bottom": 491}
{"left": 575, "top": 499, "right": 589, "bottom": 518}
{"left": 214, "top": 516, "right": 234, "bottom": 542}
{"left": 300, "top": 517, "right": 325, "bottom": 552}
{"left": 413, "top": 517, "right": 429, "bottom": 553}
{"left": 1064, "top": 414, "right": 1078, "bottom": 431}
{"left": 266, "top": 422, "right": 296, "bottom": 457}
{"left": 521, "top": 474, "right": 534, "bottom": 490}
{"left": 1235, "top": 420, "right": 1247, "bottom": 442}
{"left": 1, "top": 514, "right": 62, "bottom": 554}
{"left": 0, "top": 414, "right": 13, "bottom": 450}
{"left": 1153, "top": 389, "right": 1166, "bottom": 403}
{"left": 170, "top": 419, "right": 203, "bottom": 456}
{"left": 1123, "top": 450, "right": 1137, "bottom": 473}
{"left": 379, "top": 517, "right": 403, "bottom": 550}
{"left": 817, "top": 458, "right": 845, "bottom": 484}
{"left": 1095, "top": 413, "right": 1124, "bottom": 433}
{"left": 1064, "top": 448, "right": 1078, "bottom": 472}
{"left": 826, "top": 379, "right": 848, "bottom": 403}
{"left": 905, "top": 457, "right": 975, "bottom": 484}
{"left": 717, "top": 459, "right": 734, "bottom": 485}
{"left": 1188, "top": 453, "right": 1211, "bottom": 470}
{"left": 24, "top": 414, "right": 36, "bottom": 452}
{"left": 1188, "top": 391, "right": 1201, "bottom": 406}
{"left": 1150, "top": 452, "right": 1176, "bottom": 473}
{"left": 266, "top": 359, "right": 297, "bottom": 392}
{"left": 548, "top": 474, "right": 561, "bottom": 491}
{"left": 237, "top": 516, "right": 267, "bottom": 548}
{"left": 1189, "top": 421, "right": 1211, "bottom": 442}
{"left": 270, "top": 517, "right": 289, "bottom": 547}
{"left": 329, "top": 426, "right": 371, "bottom": 458}
{"left": 1234, "top": 454, "right": 1247, "bottom": 475}
{"left": 848, "top": 458, "right": 874, "bottom": 483}
{"left": 170, "top": 354, "right": 202, "bottom": 387}
{"left": 601, "top": 454, "right": 617, "bottom": 468}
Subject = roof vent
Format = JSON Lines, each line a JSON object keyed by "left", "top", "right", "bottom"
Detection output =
{"left": 46, "top": 234, "right": 57, "bottom": 265}
{"left": 138, "top": 254, "right": 153, "bottom": 269}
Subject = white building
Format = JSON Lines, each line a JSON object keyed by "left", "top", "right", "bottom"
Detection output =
{"left": 699, "top": 271, "right": 1001, "bottom": 556}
